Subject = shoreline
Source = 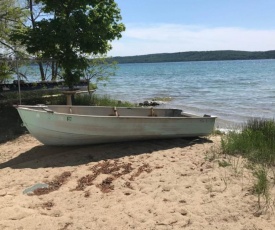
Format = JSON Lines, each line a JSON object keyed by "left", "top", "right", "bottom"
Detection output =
{"left": 94, "top": 92, "right": 257, "bottom": 130}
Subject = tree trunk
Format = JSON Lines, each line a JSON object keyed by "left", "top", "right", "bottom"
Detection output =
{"left": 51, "top": 61, "right": 58, "bottom": 81}
{"left": 38, "top": 62, "right": 45, "bottom": 81}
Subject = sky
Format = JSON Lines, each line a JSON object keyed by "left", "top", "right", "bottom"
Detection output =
{"left": 108, "top": 0, "right": 275, "bottom": 57}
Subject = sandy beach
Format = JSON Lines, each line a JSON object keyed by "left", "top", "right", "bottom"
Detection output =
{"left": 0, "top": 134, "right": 274, "bottom": 230}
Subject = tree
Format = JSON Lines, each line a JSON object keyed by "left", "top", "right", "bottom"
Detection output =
{"left": 0, "top": 0, "right": 27, "bottom": 82}
{"left": 0, "top": 0, "right": 26, "bottom": 54}
{"left": 27, "top": 0, "right": 60, "bottom": 81}
{"left": 11, "top": 0, "right": 125, "bottom": 89}
{"left": 84, "top": 55, "right": 117, "bottom": 95}
{"left": 0, "top": 60, "right": 12, "bottom": 83}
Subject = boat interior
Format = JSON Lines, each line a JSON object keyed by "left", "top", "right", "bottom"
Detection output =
{"left": 18, "top": 105, "right": 203, "bottom": 118}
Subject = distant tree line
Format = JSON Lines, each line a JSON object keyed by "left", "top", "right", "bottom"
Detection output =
{"left": 110, "top": 50, "right": 275, "bottom": 64}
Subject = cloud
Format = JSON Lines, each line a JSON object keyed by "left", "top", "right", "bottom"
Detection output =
{"left": 108, "top": 23, "right": 275, "bottom": 56}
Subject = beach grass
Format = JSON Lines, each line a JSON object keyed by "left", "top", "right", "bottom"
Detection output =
{"left": 252, "top": 166, "right": 271, "bottom": 210}
{"left": 221, "top": 118, "right": 275, "bottom": 165}
{"left": 73, "top": 94, "right": 135, "bottom": 107}
{"left": 219, "top": 118, "right": 275, "bottom": 211}
{"left": 90, "top": 94, "right": 135, "bottom": 107}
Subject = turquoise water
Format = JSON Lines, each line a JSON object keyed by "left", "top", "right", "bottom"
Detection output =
{"left": 95, "top": 59, "right": 275, "bottom": 128}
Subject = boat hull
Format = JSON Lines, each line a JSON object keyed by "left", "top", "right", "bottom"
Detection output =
{"left": 17, "top": 105, "right": 216, "bottom": 146}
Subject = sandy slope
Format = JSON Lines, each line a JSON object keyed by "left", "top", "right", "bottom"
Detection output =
{"left": 0, "top": 134, "right": 274, "bottom": 230}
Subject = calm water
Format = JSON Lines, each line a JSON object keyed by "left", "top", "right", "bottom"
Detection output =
{"left": 20, "top": 59, "right": 275, "bottom": 129}
{"left": 95, "top": 59, "right": 275, "bottom": 128}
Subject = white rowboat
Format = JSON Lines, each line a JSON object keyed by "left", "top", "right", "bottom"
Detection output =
{"left": 16, "top": 105, "right": 216, "bottom": 146}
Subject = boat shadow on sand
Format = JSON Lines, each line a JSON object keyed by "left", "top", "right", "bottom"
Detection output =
{"left": 0, "top": 137, "right": 213, "bottom": 169}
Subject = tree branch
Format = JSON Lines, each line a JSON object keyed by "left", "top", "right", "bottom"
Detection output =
{"left": 0, "top": 40, "right": 15, "bottom": 52}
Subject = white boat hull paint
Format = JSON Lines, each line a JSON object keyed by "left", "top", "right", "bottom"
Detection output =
{"left": 16, "top": 105, "right": 216, "bottom": 146}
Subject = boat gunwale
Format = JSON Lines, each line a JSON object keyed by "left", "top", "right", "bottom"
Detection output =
{"left": 16, "top": 106, "right": 217, "bottom": 120}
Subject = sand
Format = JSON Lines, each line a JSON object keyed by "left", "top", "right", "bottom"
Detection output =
{"left": 0, "top": 134, "right": 275, "bottom": 230}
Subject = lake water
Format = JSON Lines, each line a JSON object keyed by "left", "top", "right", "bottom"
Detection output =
{"left": 95, "top": 59, "right": 275, "bottom": 129}
{"left": 19, "top": 59, "right": 275, "bottom": 129}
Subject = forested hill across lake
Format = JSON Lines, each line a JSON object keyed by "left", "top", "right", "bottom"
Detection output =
{"left": 109, "top": 50, "right": 275, "bottom": 64}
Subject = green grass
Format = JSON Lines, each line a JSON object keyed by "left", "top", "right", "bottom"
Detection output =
{"left": 73, "top": 94, "right": 135, "bottom": 107}
{"left": 221, "top": 118, "right": 275, "bottom": 165}
{"left": 220, "top": 118, "right": 275, "bottom": 212}
{"left": 252, "top": 166, "right": 271, "bottom": 211}
{"left": 89, "top": 94, "right": 135, "bottom": 107}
